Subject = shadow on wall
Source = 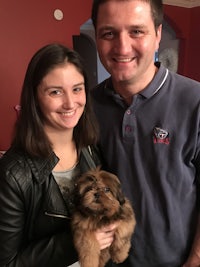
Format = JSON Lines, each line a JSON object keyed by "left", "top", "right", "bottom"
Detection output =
{"left": 158, "top": 19, "right": 179, "bottom": 73}
{"left": 73, "top": 19, "right": 109, "bottom": 90}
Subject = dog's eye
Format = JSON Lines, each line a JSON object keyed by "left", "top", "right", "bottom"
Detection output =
{"left": 86, "top": 175, "right": 97, "bottom": 182}
{"left": 85, "top": 186, "right": 93, "bottom": 192}
{"left": 104, "top": 187, "right": 110, "bottom": 193}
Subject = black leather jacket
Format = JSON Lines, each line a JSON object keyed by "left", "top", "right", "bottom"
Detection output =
{"left": 0, "top": 146, "right": 100, "bottom": 267}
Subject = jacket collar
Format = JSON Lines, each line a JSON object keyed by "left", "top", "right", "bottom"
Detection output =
{"left": 26, "top": 152, "right": 59, "bottom": 184}
{"left": 28, "top": 147, "right": 97, "bottom": 184}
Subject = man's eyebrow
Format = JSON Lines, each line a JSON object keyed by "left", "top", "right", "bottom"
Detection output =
{"left": 97, "top": 25, "right": 115, "bottom": 31}
{"left": 98, "top": 24, "right": 147, "bottom": 31}
{"left": 129, "top": 23, "right": 147, "bottom": 29}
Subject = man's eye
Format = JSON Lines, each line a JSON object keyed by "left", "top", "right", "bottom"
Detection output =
{"left": 102, "top": 31, "right": 114, "bottom": 39}
{"left": 105, "top": 31, "right": 113, "bottom": 36}
{"left": 131, "top": 30, "right": 144, "bottom": 37}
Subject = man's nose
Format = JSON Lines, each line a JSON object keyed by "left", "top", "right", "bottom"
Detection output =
{"left": 115, "top": 33, "right": 132, "bottom": 54}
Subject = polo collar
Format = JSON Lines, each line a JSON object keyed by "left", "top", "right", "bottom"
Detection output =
{"left": 104, "top": 63, "right": 169, "bottom": 100}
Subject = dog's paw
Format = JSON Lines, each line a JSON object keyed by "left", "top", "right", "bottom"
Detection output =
{"left": 111, "top": 252, "right": 128, "bottom": 264}
{"left": 110, "top": 243, "right": 130, "bottom": 263}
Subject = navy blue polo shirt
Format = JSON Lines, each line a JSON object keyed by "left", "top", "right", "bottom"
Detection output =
{"left": 91, "top": 64, "right": 200, "bottom": 267}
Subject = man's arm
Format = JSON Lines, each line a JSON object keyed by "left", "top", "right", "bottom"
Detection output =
{"left": 183, "top": 215, "right": 200, "bottom": 267}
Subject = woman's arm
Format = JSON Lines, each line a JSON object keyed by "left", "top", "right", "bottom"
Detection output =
{"left": 0, "top": 168, "right": 77, "bottom": 267}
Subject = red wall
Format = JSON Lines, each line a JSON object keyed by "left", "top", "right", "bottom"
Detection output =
{"left": 164, "top": 5, "right": 200, "bottom": 81}
{"left": 0, "top": 0, "right": 92, "bottom": 150}
{"left": 188, "top": 7, "right": 200, "bottom": 80}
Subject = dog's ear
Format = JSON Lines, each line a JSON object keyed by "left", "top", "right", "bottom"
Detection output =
{"left": 72, "top": 171, "right": 97, "bottom": 206}
{"left": 100, "top": 170, "right": 125, "bottom": 205}
{"left": 71, "top": 183, "right": 81, "bottom": 207}
{"left": 116, "top": 187, "right": 125, "bottom": 205}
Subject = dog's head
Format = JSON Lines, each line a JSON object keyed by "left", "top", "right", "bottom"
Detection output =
{"left": 73, "top": 168, "right": 125, "bottom": 218}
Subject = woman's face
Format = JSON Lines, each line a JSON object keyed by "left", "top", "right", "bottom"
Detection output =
{"left": 37, "top": 63, "right": 86, "bottom": 134}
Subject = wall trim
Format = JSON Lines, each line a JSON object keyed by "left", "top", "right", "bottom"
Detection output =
{"left": 163, "top": 0, "right": 200, "bottom": 8}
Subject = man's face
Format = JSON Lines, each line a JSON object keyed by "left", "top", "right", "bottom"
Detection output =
{"left": 95, "top": 0, "right": 162, "bottom": 87}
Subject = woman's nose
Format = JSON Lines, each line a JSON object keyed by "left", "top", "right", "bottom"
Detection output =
{"left": 62, "top": 93, "right": 74, "bottom": 108}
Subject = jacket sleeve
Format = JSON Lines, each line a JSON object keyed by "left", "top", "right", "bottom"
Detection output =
{"left": 0, "top": 161, "right": 78, "bottom": 267}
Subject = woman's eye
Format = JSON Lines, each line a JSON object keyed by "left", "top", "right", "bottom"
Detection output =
{"left": 73, "top": 87, "right": 81, "bottom": 92}
{"left": 49, "top": 89, "right": 62, "bottom": 96}
{"left": 73, "top": 86, "right": 85, "bottom": 93}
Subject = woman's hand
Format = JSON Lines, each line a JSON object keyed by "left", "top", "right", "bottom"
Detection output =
{"left": 94, "top": 223, "right": 119, "bottom": 250}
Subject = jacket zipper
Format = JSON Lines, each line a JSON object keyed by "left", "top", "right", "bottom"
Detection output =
{"left": 45, "top": 211, "right": 71, "bottom": 219}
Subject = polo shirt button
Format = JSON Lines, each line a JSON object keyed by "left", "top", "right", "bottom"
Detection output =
{"left": 127, "top": 109, "right": 131, "bottom": 115}
{"left": 125, "top": 125, "right": 132, "bottom": 132}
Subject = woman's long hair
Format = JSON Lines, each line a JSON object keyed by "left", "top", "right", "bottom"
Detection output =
{"left": 12, "top": 43, "right": 98, "bottom": 158}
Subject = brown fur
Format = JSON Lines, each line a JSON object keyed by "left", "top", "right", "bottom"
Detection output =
{"left": 71, "top": 168, "right": 136, "bottom": 267}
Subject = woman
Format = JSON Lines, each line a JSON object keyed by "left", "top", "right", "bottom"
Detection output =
{"left": 0, "top": 44, "right": 116, "bottom": 267}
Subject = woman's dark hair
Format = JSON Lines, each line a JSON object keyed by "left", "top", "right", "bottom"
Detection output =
{"left": 91, "top": 0, "right": 163, "bottom": 31}
{"left": 12, "top": 43, "right": 98, "bottom": 157}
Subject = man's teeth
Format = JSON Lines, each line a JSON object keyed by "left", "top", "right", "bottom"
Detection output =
{"left": 117, "top": 58, "right": 132, "bottom": 62}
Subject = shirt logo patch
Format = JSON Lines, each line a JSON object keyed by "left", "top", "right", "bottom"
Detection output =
{"left": 153, "top": 127, "right": 170, "bottom": 145}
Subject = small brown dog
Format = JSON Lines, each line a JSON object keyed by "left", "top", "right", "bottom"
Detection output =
{"left": 71, "top": 168, "right": 136, "bottom": 267}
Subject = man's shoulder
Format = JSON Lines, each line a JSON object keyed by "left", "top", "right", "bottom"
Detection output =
{"left": 91, "top": 79, "right": 109, "bottom": 96}
{"left": 165, "top": 71, "right": 200, "bottom": 102}
{"left": 170, "top": 71, "right": 200, "bottom": 88}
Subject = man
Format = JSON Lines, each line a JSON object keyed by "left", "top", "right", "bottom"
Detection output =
{"left": 91, "top": 0, "right": 200, "bottom": 266}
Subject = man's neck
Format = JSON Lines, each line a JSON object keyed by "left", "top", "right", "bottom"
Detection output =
{"left": 112, "top": 65, "right": 158, "bottom": 105}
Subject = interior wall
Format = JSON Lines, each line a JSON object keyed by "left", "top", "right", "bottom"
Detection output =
{"left": 164, "top": 5, "right": 200, "bottom": 81}
{"left": 0, "top": 0, "right": 92, "bottom": 150}
{"left": 188, "top": 7, "right": 200, "bottom": 80}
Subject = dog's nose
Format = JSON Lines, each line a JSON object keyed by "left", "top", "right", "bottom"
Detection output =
{"left": 94, "top": 192, "right": 100, "bottom": 199}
